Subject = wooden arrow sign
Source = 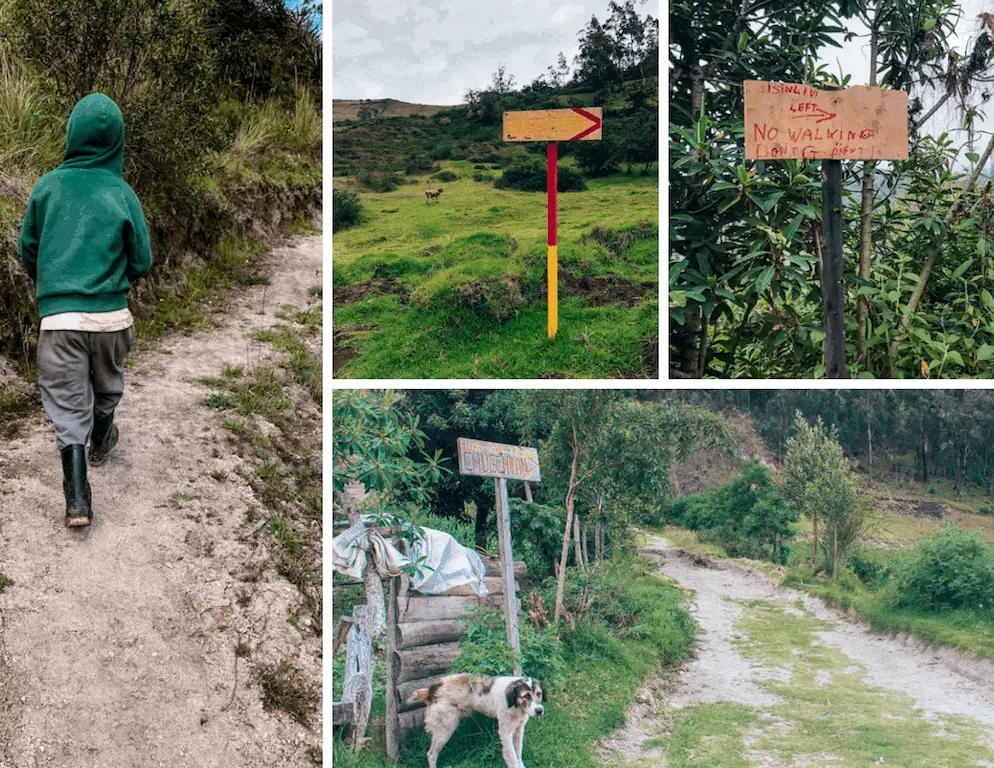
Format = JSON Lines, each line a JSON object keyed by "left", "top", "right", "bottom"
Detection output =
{"left": 503, "top": 107, "right": 603, "bottom": 142}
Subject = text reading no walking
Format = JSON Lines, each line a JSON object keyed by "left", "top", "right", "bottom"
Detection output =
{"left": 744, "top": 80, "right": 908, "bottom": 161}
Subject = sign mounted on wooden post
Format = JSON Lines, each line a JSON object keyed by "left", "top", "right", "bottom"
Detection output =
{"left": 457, "top": 437, "right": 541, "bottom": 676}
{"left": 743, "top": 80, "right": 909, "bottom": 379}
{"left": 503, "top": 107, "right": 603, "bottom": 340}
{"left": 744, "top": 80, "right": 908, "bottom": 161}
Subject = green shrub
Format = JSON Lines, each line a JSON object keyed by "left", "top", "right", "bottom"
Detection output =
{"left": 663, "top": 460, "right": 797, "bottom": 564}
{"left": 453, "top": 608, "right": 567, "bottom": 687}
{"left": 357, "top": 170, "right": 402, "bottom": 192}
{"left": 332, "top": 188, "right": 364, "bottom": 233}
{"left": 573, "top": 140, "right": 620, "bottom": 177}
{"left": 979, "top": 504, "right": 992, "bottom": 516}
{"left": 472, "top": 170, "right": 494, "bottom": 182}
{"left": 434, "top": 169, "right": 458, "bottom": 182}
{"left": 894, "top": 524, "right": 994, "bottom": 612}
{"left": 510, "top": 500, "right": 567, "bottom": 578}
{"left": 928, "top": 486, "right": 937, "bottom": 494}
{"left": 404, "top": 154, "right": 439, "bottom": 175}
{"left": 495, "top": 155, "right": 587, "bottom": 192}
{"left": 847, "top": 549, "right": 892, "bottom": 591}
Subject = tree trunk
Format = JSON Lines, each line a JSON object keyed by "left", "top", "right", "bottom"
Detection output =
{"left": 833, "top": 526, "right": 839, "bottom": 580}
{"left": 553, "top": 433, "right": 581, "bottom": 624}
{"left": 573, "top": 513, "right": 583, "bottom": 566}
{"left": 595, "top": 519, "right": 602, "bottom": 561}
{"left": 890, "top": 130, "right": 994, "bottom": 362}
{"left": 335, "top": 489, "right": 386, "bottom": 754}
{"left": 867, "top": 409, "right": 874, "bottom": 488}
{"left": 581, "top": 520, "right": 590, "bottom": 565}
{"left": 524, "top": 481, "right": 533, "bottom": 502}
{"left": 811, "top": 513, "right": 819, "bottom": 571}
{"left": 856, "top": 16, "right": 880, "bottom": 368}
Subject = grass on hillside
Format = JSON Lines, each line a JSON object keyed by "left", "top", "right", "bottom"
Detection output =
{"left": 333, "top": 160, "right": 658, "bottom": 378}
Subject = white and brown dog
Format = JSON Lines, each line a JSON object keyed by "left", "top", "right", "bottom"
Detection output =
{"left": 425, "top": 187, "right": 443, "bottom": 204}
{"left": 410, "top": 674, "right": 546, "bottom": 768}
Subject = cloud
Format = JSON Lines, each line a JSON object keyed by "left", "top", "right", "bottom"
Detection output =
{"left": 332, "top": 0, "right": 639, "bottom": 104}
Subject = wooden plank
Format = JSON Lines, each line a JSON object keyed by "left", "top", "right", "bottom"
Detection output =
{"left": 430, "top": 576, "right": 508, "bottom": 597}
{"left": 400, "top": 595, "right": 503, "bottom": 623}
{"left": 503, "top": 107, "right": 602, "bottom": 142}
{"left": 332, "top": 700, "right": 355, "bottom": 726}
{"left": 385, "top": 574, "right": 400, "bottom": 761}
{"left": 483, "top": 558, "right": 526, "bottom": 579}
{"left": 398, "top": 706, "right": 425, "bottom": 733}
{"left": 397, "top": 619, "right": 467, "bottom": 649}
{"left": 395, "top": 643, "right": 462, "bottom": 684}
{"left": 395, "top": 674, "right": 448, "bottom": 713}
{"left": 744, "top": 80, "right": 908, "bottom": 161}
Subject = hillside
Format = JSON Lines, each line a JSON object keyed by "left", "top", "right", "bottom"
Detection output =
{"left": 332, "top": 97, "right": 462, "bottom": 123}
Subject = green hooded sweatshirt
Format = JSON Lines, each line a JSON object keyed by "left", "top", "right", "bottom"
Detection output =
{"left": 18, "top": 93, "right": 152, "bottom": 319}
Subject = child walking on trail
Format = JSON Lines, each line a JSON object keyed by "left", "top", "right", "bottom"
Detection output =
{"left": 18, "top": 93, "right": 152, "bottom": 528}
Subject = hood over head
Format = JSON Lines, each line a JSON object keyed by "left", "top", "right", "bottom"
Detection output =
{"left": 59, "top": 93, "right": 125, "bottom": 175}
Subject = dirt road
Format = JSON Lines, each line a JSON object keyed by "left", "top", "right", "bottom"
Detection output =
{"left": 603, "top": 533, "right": 994, "bottom": 767}
{"left": 0, "top": 235, "right": 322, "bottom": 767}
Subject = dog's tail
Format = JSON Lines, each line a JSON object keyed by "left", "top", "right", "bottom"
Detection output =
{"left": 408, "top": 687, "right": 431, "bottom": 705}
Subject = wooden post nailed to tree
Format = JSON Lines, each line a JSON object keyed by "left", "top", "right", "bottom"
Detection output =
{"left": 457, "top": 437, "right": 541, "bottom": 674}
{"left": 503, "top": 107, "right": 603, "bottom": 339}
{"left": 743, "top": 80, "right": 909, "bottom": 378}
{"left": 821, "top": 157, "right": 848, "bottom": 378}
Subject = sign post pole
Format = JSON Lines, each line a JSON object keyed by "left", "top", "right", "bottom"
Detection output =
{"left": 547, "top": 141, "right": 558, "bottom": 338}
{"left": 821, "top": 158, "right": 848, "bottom": 378}
{"left": 742, "top": 80, "right": 908, "bottom": 379}
{"left": 493, "top": 477, "right": 521, "bottom": 675}
{"left": 457, "top": 437, "right": 541, "bottom": 675}
{"left": 503, "top": 107, "right": 602, "bottom": 342}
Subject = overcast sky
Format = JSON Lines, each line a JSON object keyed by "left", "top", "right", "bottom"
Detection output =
{"left": 826, "top": 0, "right": 993, "bottom": 149}
{"left": 332, "top": 0, "right": 652, "bottom": 104}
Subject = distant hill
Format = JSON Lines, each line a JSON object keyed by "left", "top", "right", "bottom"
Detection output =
{"left": 332, "top": 98, "right": 463, "bottom": 123}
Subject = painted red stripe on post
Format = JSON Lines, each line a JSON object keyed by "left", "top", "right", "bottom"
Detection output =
{"left": 569, "top": 107, "right": 602, "bottom": 141}
{"left": 547, "top": 141, "right": 558, "bottom": 246}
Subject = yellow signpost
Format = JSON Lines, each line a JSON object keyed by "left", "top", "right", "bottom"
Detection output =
{"left": 502, "top": 107, "right": 603, "bottom": 338}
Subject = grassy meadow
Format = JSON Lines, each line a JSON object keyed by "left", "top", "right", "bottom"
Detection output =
{"left": 333, "top": 157, "right": 658, "bottom": 379}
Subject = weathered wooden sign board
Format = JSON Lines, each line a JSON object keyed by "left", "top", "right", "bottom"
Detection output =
{"left": 503, "top": 107, "right": 602, "bottom": 142}
{"left": 457, "top": 437, "right": 541, "bottom": 483}
{"left": 457, "top": 437, "right": 541, "bottom": 678}
{"left": 503, "top": 107, "right": 603, "bottom": 339}
{"left": 744, "top": 80, "right": 908, "bottom": 161}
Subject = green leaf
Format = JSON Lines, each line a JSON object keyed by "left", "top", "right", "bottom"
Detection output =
{"left": 978, "top": 344, "right": 994, "bottom": 362}
{"left": 737, "top": 30, "right": 749, "bottom": 53}
{"left": 945, "top": 351, "right": 965, "bottom": 368}
{"left": 951, "top": 258, "right": 974, "bottom": 280}
{"left": 756, "top": 266, "right": 775, "bottom": 294}
{"left": 967, "top": 151, "right": 980, "bottom": 164}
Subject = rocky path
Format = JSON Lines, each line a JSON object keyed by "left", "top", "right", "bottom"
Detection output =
{"left": 0, "top": 236, "right": 323, "bottom": 768}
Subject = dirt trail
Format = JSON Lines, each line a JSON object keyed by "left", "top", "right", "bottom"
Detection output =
{"left": 0, "top": 235, "right": 322, "bottom": 768}
{"left": 603, "top": 532, "right": 994, "bottom": 766}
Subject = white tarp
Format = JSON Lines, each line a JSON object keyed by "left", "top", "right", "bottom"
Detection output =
{"left": 332, "top": 516, "right": 489, "bottom": 597}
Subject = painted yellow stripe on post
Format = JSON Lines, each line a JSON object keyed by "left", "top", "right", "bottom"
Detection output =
{"left": 548, "top": 244, "right": 558, "bottom": 338}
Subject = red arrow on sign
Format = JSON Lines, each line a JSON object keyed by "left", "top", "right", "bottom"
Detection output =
{"left": 792, "top": 106, "right": 837, "bottom": 124}
{"left": 569, "top": 108, "right": 602, "bottom": 140}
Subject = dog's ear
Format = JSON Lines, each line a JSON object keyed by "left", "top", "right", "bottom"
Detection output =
{"left": 535, "top": 680, "right": 547, "bottom": 703}
{"left": 505, "top": 679, "right": 526, "bottom": 709}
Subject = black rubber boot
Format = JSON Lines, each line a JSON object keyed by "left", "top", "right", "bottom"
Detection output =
{"left": 61, "top": 445, "right": 92, "bottom": 527}
{"left": 88, "top": 412, "right": 119, "bottom": 466}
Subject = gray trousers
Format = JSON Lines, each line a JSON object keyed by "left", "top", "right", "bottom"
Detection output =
{"left": 37, "top": 326, "right": 135, "bottom": 449}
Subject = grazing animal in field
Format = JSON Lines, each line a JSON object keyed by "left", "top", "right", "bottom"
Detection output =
{"left": 425, "top": 187, "right": 443, "bottom": 204}
{"left": 409, "top": 674, "right": 546, "bottom": 768}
